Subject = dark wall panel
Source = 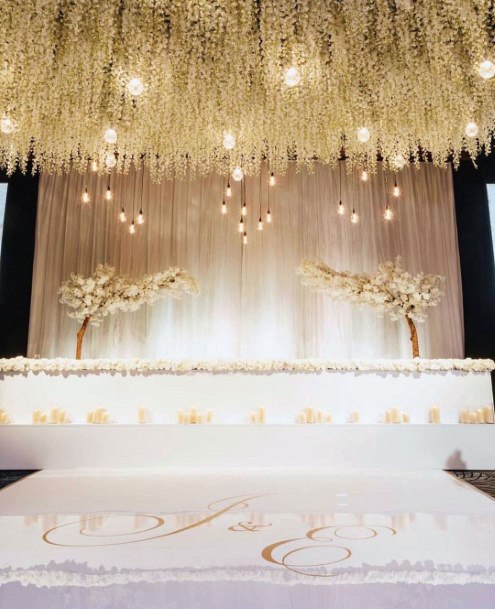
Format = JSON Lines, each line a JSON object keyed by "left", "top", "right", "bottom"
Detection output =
{"left": 452, "top": 156, "right": 495, "bottom": 359}
{"left": 0, "top": 170, "right": 39, "bottom": 357}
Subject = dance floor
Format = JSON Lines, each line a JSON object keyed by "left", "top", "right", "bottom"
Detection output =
{"left": 0, "top": 469, "right": 494, "bottom": 608}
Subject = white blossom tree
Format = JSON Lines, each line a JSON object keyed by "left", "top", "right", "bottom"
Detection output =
{"left": 297, "top": 256, "right": 444, "bottom": 358}
{"left": 59, "top": 264, "right": 199, "bottom": 359}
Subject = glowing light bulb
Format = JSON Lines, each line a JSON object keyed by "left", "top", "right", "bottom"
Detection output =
{"left": 465, "top": 121, "right": 479, "bottom": 138}
{"left": 384, "top": 206, "right": 393, "bottom": 221}
{"left": 357, "top": 127, "right": 370, "bottom": 143}
{"left": 137, "top": 210, "right": 144, "bottom": 224}
{"left": 105, "top": 153, "right": 117, "bottom": 168}
{"left": 226, "top": 181, "right": 232, "bottom": 197}
{"left": 361, "top": 170, "right": 369, "bottom": 182}
{"left": 0, "top": 117, "right": 16, "bottom": 134}
{"left": 257, "top": 217, "right": 264, "bottom": 231}
{"left": 284, "top": 66, "right": 301, "bottom": 87}
{"left": 238, "top": 217, "right": 244, "bottom": 232}
{"left": 478, "top": 59, "right": 495, "bottom": 80}
{"left": 91, "top": 160, "right": 98, "bottom": 172}
{"left": 350, "top": 209, "right": 359, "bottom": 224}
{"left": 119, "top": 208, "right": 127, "bottom": 222}
{"left": 103, "top": 128, "right": 117, "bottom": 144}
{"left": 105, "top": 186, "right": 112, "bottom": 201}
{"left": 221, "top": 200, "right": 227, "bottom": 214}
{"left": 394, "top": 154, "right": 406, "bottom": 170}
{"left": 223, "top": 131, "right": 236, "bottom": 150}
{"left": 127, "top": 77, "right": 144, "bottom": 96}
{"left": 269, "top": 172, "right": 276, "bottom": 186}
{"left": 393, "top": 184, "right": 400, "bottom": 197}
{"left": 266, "top": 209, "right": 272, "bottom": 223}
{"left": 129, "top": 221, "right": 136, "bottom": 235}
{"left": 242, "top": 202, "right": 247, "bottom": 216}
{"left": 232, "top": 166, "right": 243, "bottom": 181}
{"left": 243, "top": 231, "right": 248, "bottom": 245}
{"left": 338, "top": 201, "right": 345, "bottom": 215}
{"left": 81, "top": 187, "right": 90, "bottom": 203}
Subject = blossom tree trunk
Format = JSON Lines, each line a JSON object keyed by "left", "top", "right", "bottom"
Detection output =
{"left": 75, "top": 316, "right": 91, "bottom": 360}
{"left": 405, "top": 316, "right": 420, "bottom": 358}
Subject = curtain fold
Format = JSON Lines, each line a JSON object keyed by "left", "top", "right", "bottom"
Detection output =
{"left": 28, "top": 162, "right": 464, "bottom": 359}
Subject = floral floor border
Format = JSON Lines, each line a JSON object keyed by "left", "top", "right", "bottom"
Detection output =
{"left": 0, "top": 470, "right": 494, "bottom": 497}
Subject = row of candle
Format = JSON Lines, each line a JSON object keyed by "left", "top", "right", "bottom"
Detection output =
{"left": 32, "top": 408, "right": 71, "bottom": 424}
{"left": 384, "top": 408, "right": 410, "bottom": 424}
{"left": 295, "top": 407, "right": 334, "bottom": 424}
{"left": 0, "top": 408, "right": 11, "bottom": 424}
{"left": 459, "top": 407, "right": 494, "bottom": 424}
{"left": 177, "top": 408, "right": 214, "bottom": 424}
{"left": 0, "top": 405, "right": 493, "bottom": 425}
{"left": 86, "top": 408, "right": 110, "bottom": 424}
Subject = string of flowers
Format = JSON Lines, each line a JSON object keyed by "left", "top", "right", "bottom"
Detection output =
{"left": 1, "top": 357, "right": 493, "bottom": 375}
{"left": 297, "top": 257, "right": 444, "bottom": 358}
{"left": 59, "top": 264, "right": 199, "bottom": 359}
{"left": 0, "top": 1, "right": 494, "bottom": 180}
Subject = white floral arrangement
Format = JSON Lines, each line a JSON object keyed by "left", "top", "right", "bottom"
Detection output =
{"left": 59, "top": 264, "right": 199, "bottom": 359}
{"left": 297, "top": 257, "right": 444, "bottom": 358}
{"left": 0, "top": 357, "right": 493, "bottom": 375}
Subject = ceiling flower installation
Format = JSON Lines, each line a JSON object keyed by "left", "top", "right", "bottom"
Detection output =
{"left": 0, "top": 0, "right": 494, "bottom": 179}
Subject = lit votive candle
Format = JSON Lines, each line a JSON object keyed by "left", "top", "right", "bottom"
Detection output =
{"left": 483, "top": 405, "right": 494, "bottom": 424}
{"left": 32, "top": 409, "right": 41, "bottom": 424}
{"left": 402, "top": 412, "right": 410, "bottom": 424}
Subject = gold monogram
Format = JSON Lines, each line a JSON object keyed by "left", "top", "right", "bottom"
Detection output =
{"left": 262, "top": 525, "right": 397, "bottom": 577}
{"left": 43, "top": 494, "right": 267, "bottom": 547}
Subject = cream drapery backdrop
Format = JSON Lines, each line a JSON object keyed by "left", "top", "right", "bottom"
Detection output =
{"left": 28, "top": 162, "right": 463, "bottom": 359}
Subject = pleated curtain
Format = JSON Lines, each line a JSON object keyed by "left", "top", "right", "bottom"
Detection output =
{"left": 28, "top": 162, "right": 464, "bottom": 359}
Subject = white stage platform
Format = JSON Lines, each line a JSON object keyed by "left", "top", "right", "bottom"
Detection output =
{"left": 0, "top": 358, "right": 493, "bottom": 469}
{"left": 0, "top": 424, "right": 494, "bottom": 469}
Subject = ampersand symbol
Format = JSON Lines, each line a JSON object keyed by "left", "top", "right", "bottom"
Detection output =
{"left": 228, "top": 521, "right": 272, "bottom": 532}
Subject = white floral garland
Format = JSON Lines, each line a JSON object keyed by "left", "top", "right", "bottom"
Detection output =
{"left": 1, "top": 563, "right": 494, "bottom": 588}
{"left": 0, "top": 357, "right": 493, "bottom": 375}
